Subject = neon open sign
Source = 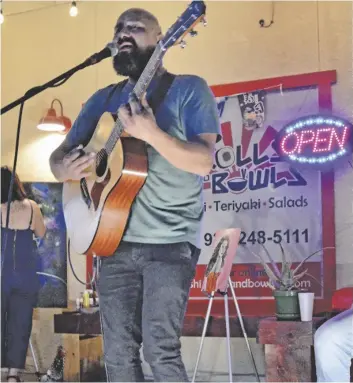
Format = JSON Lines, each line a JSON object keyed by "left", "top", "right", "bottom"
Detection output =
{"left": 275, "top": 115, "right": 353, "bottom": 164}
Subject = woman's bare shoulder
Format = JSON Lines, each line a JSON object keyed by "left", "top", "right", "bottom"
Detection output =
{"left": 27, "top": 199, "right": 39, "bottom": 208}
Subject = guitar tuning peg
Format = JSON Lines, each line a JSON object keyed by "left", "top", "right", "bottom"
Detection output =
{"left": 180, "top": 40, "right": 187, "bottom": 48}
{"left": 190, "top": 29, "right": 198, "bottom": 37}
{"left": 201, "top": 17, "right": 207, "bottom": 26}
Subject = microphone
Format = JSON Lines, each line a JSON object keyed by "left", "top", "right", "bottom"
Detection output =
{"left": 85, "top": 41, "right": 119, "bottom": 65}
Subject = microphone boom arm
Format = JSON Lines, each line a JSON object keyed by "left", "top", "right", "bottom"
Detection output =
{"left": 1, "top": 44, "right": 117, "bottom": 115}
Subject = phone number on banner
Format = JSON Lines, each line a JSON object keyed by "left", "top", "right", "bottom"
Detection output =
{"left": 204, "top": 229, "right": 309, "bottom": 247}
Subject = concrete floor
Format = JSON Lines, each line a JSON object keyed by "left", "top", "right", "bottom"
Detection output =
{"left": 2, "top": 370, "right": 265, "bottom": 382}
{"left": 2, "top": 336, "right": 266, "bottom": 382}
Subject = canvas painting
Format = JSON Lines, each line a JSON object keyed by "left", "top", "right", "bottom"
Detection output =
{"left": 202, "top": 228, "right": 241, "bottom": 296}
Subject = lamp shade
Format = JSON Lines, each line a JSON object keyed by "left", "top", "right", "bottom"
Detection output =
{"left": 37, "top": 99, "right": 72, "bottom": 134}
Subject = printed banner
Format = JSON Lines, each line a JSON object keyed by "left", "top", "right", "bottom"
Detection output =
{"left": 191, "top": 88, "right": 323, "bottom": 300}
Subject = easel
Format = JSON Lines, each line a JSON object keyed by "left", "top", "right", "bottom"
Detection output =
{"left": 29, "top": 338, "right": 41, "bottom": 380}
{"left": 192, "top": 277, "right": 260, "bottom": 383}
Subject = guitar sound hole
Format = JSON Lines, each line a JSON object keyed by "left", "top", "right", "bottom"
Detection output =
{"left": 96, "top": 149, "right": 108, "bottom": 178}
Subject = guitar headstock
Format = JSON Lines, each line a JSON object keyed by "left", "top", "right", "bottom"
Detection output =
{"left": 160, "top": 1, "right": 207, "bottom": 51}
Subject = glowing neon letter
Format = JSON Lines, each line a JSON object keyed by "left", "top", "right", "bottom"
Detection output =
{"left": 313, "top": 128, "right": 331, "bottom": 152}
{"left": 297, "top": 130, "right": 315, "bottom": 153}
{"left": 281, "top": 132, "right": 299, "bottom": 154}
{"left": 330, "top": 126, "right": 348, "bottom": 150}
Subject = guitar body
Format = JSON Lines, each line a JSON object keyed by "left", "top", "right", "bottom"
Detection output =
{"left": 62, "top": 112, "right": 148, "bottom": 256}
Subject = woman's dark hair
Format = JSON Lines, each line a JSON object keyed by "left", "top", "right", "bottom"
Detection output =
{"left": 1, "top": 166, "right": 27, "bottom": 204}
{"left": 205, "top": 235, "right": 230, "bottom": 276}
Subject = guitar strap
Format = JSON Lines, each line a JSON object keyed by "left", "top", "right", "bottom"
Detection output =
{"left": 147, "top": 71, "right": 176, "bottom": 114}
{"left": 109, "top": 71, "right": 176, "bottom": 121}
{"left": 105, "top": 79, "right": 128, "bottom": 120}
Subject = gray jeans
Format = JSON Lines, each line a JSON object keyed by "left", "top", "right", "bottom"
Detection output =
{"left": 97, "top": 241, "right": 200, "bottom": 382}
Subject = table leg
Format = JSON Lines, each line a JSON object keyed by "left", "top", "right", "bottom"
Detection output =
{"left": 264, "top": 344, "right": 313, "bottom": 382}
{"left": 63, "top": 334, "right": 80, "bottom": 382}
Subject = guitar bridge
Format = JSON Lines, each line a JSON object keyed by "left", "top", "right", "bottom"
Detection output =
{"left": 80, "top": 178, "right": 92, "bottom": 209}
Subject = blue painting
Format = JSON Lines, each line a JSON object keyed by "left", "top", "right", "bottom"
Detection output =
{"left": 24, "top": 182, "right": 67, "bottom": 308}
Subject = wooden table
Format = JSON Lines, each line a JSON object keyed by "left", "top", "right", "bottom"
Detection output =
{"left": 54, "top": 310, "right": 266, "bottom": 336}
{"left": 258, "top": 316, "right": 353, "bottom": 382}
{"left": 258, "top": 317, "right": 326, "bottom": 382}
{"left": 54, "top": 310, "right": 268, "bottom": 382}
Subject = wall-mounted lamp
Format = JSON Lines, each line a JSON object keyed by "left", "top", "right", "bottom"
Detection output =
{"left": 37, "top": 99, "right": 71, "bottom": 134}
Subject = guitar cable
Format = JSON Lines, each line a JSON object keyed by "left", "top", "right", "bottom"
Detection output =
{"left": 67, "top": 238, "right": 98, "bottom": 288}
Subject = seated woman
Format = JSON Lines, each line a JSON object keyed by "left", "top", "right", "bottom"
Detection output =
{"left": 1, "top": 166, "right": 46, "bottom": 382}
{"left": 314, "top": 306, "right": 353, "bottom": 382}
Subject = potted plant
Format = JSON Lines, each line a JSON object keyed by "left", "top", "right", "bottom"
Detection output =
{"left": 251, "top": 244, "right": 331, "bottom": 320}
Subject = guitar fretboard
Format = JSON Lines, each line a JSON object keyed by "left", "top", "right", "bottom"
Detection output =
{"left": 105, "top": 43, "right": 165, "bottom": 156}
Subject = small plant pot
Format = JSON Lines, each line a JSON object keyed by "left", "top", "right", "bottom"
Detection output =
{"left": 273, "top": 290, "right": 300, "bottom": 321}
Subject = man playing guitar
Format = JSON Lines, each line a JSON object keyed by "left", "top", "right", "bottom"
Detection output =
{"left": 50, "top": 7, "right": 220, "bottom": 382}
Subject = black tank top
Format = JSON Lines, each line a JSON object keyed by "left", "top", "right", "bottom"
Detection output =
{"left": 1, "top": 202, "right": 40, "bottom": 292}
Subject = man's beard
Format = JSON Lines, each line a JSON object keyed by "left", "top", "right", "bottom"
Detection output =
{"left": 113, "top": 43, "right": 155, "bottom": 81}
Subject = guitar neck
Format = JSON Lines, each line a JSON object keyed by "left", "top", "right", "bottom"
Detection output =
{"left": 105, "top": 43, "right": 165, "bottom": 155}
{"left": 132, "top": 44, "right": 165, "bottom": 100}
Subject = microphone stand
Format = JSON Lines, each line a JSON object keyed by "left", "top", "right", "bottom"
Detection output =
{"left": 1, "top": 46, "right": 115, "bottom": 270}
{"left": 1, "top": 50, "right": 110, "bottom": 115}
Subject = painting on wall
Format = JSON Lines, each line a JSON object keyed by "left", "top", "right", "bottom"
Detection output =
{"left": 24, "top": 182, "right": 67, "bottom": 308}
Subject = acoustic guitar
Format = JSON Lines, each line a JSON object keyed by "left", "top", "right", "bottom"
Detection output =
{"left": 62, "top": 1, "right": 207, "bottom": 257}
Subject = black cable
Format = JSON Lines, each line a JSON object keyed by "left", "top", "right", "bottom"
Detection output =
{"left": 259, "top": 1, "right": 275, "bottom": 28}
{"left": 3, "top": 2, "right": 67, "bottom": 18}
{"left": 67, "top": 239, "right": 97, "bottom": 287}
{"left": 52, "top": 74, "right": 73, "bottom": 88}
